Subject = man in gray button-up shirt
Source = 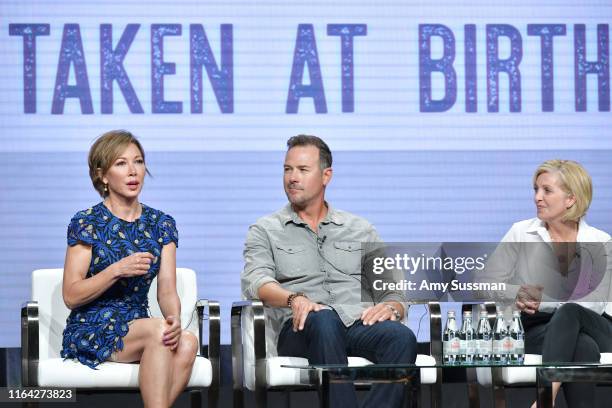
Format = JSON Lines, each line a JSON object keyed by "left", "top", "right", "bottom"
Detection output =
{"left": 241, "top": 135, "right": 417, "bottom": 408}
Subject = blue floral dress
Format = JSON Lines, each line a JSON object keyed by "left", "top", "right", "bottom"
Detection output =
{"left": 60, "top": 202, "right": 178, "bottom": 369}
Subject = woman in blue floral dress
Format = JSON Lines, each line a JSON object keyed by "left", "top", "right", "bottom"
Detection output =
{"left": 61, "top": 130, "right": 198, "bottom": 408}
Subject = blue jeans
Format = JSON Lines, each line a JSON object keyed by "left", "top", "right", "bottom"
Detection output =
{"left": 277, "top": 309, "right": 417, "bottom": 408}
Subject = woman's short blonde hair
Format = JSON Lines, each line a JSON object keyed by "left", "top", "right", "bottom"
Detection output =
{"left": 533, "top": 159, "right": 592, "bottom": 222}
{"left": 88, "top": 130, "right": 149, "bottom": 197}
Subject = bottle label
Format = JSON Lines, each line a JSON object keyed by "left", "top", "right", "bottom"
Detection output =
{"left": 513, "top": 339, "right": 525, "bottom": 351}
{"left": 478, "top": 339, "right": 492, "bottom": 354}
{"left": 492, "top": 339, "right": 503, "bottom": 354}
{"left": 460, "top": 339, "right": 475, "bottom": 355}
{"left": 444, "top": 337, "right": 460, "bottom": 355}
{"left": 502, "top": 336, "right": 513, "bottom": 353}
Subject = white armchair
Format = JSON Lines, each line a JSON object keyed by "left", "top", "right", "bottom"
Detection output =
{"left": 231, "top": 300, "right": 441, "bottom": 408}
{"left": 21, "top": 268, "right": 220, "bottom": 408}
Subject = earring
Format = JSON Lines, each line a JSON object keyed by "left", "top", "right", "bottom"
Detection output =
{"left": 103, "top": 184, "right": 108, "bottom": 193}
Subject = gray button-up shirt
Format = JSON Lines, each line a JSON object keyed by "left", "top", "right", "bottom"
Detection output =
{"left": 242, "top": 203, "right": 406, "bottom": 331}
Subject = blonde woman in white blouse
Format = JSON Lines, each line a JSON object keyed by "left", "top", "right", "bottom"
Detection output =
{"left": 498, "top": 160, "right": 612, "bottom": 408}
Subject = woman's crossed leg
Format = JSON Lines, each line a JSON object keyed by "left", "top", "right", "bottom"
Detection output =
{"left": 110, "top": 317, "right": 198, "bottom": 408}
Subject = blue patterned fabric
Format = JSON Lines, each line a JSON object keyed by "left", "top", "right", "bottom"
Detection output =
{"left": 60, "top": 202, "right": 178, "bottom": 369}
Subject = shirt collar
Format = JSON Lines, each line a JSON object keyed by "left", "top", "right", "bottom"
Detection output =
{"left": 280, "top": 202, "right": 345, "bottom": 226}
{"left": 526, "top": 217, "right": 589, "bottom": 242}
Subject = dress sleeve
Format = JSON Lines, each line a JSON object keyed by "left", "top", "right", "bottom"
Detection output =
{"left": 67, "top": 212, "right": 95, "bottom": 246}
{"left": 158, "top": 213, "right": 179, "bottom": 247}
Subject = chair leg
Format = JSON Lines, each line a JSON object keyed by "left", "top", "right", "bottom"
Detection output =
{"left": 467, "top": 383, "right": 480, "bottom": 408}
{"left": 430, "top": 368, "right": 442, "bottom": 408}
{"left": 491, "top": 367, "right": 506, "bottom": 408}
{"left": 189, "top": 389, "right": 202, "bottom": 408}
{"left": 409, "top": 381, "right": 421, "bottom": 408}
{"left": 466, "top": 368, "right": 480, "bottom": 408}
{"left": 233, "top": 387, "right": 244, "bottom": 408}
{"left": 207, "top": 386, "right": 219, "bottom": 408}
{"left": 255, "top": 385, "right": 267, "bottom": 408}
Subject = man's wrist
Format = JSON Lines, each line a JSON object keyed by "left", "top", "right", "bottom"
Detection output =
{"left": 287, "top": 292, "right": 307, "bottom": 308}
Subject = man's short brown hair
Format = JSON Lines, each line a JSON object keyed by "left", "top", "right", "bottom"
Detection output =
{"left": 286, "top": 135, "right": 332, "bottom": 170}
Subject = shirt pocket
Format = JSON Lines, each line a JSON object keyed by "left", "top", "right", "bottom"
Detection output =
{"left": 333, "top": 241, "right": 363, "bottom": 276}
{"left": 274, "top": 242, "right": 309, "bottom": 279}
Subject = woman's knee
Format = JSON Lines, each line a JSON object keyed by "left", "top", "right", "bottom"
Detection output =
{"left": 554, "top": 303, "right": 584, "bottom": 319}
{"left": 176, "top": 331, "right": 198, "bottom": 363}
{"left": 574, "top": 333, "right": 600, "bottom": 362}
{"left": 135, "top": 317, "right": 166, "bottom": 346}
{"left": 548, "top": 303, "right": 584, "bottom": 327}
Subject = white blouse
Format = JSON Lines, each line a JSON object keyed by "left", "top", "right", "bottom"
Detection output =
{"left": 496, "top": 217, "right": 612, "bottom": 315}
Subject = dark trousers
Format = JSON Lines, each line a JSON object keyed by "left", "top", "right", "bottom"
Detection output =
{"left": 524, "top": 303, "right": 612, "bottom": 408}
{"left": 277, "top": 309, "right": 417, "bottom": 408}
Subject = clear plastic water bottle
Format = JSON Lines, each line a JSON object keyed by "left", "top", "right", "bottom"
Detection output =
{"left": 443, "top": 310, "right": 460, "bottom": 365}
{"left": 509, "top": 310, "right": 525, "bottom": 365}
{"left": 476, "top": 310, "right": 492, "bottom": 364}
{"left": 459, "top": 311, "right": 476, "bottom": 364}
{"left": 492, "top": 311, "right": 508, "bottom": 364}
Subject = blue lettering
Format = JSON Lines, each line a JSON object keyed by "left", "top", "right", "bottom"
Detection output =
{"left": 419, "top": 24, "right": 456, "bottom": 112}
{"left": 327, "top": 24, "right": 367, "bottom": 113}
{"left": 190, "top": 24, "right": 234, "bottom": 114}
{"left": 574, "top": 24, "right": 609, "bottom": 112}
{"left": 464, "top": 24, "right": 477, "bottom": 112}
{"left": 100, "top": 24, "right": 143, "bottom": 114}
{"left": 151, "top": 24, "right": 182, "bottom": 114}
{"left": 52, "top": 24, "right": 93, "bottom": 114}
{"left": 486, "top": 24, "right": 523, "bottom": 112}
{"left": 9, "top": 24, "right": 50, "bottom": 114}
{"left": 286, "top": 24, "right": 327, "bottom": 114}
{"left": 527, "top": 24, "right": 566, "bottom": 112}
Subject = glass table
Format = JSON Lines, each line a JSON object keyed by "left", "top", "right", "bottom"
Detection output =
{"left": 282, "top": 361, "right": 612, "bottom": 408}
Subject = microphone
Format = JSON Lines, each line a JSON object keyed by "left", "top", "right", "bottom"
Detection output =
{"left": 317, "top": 235, "right": 327, "bottom": 246}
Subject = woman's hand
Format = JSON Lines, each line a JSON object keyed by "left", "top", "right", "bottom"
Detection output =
{"left": 163, "top": 315, "right": 181, "bottom": 350}
{"left": 515, "top": 284, "right": 543, "bottom": 314}
{"left": 111, "top": 252, "right": 154, "bottom": 278}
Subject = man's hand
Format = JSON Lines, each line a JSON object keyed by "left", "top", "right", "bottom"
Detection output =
{"left": 291, "top": 296, "right": 323, "bottom": 332}
{"left": 515, "top": 284, "right": 543, "bottom": 314}
{"left": 360, "top": 303, "right": 400, "bottom": 325}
